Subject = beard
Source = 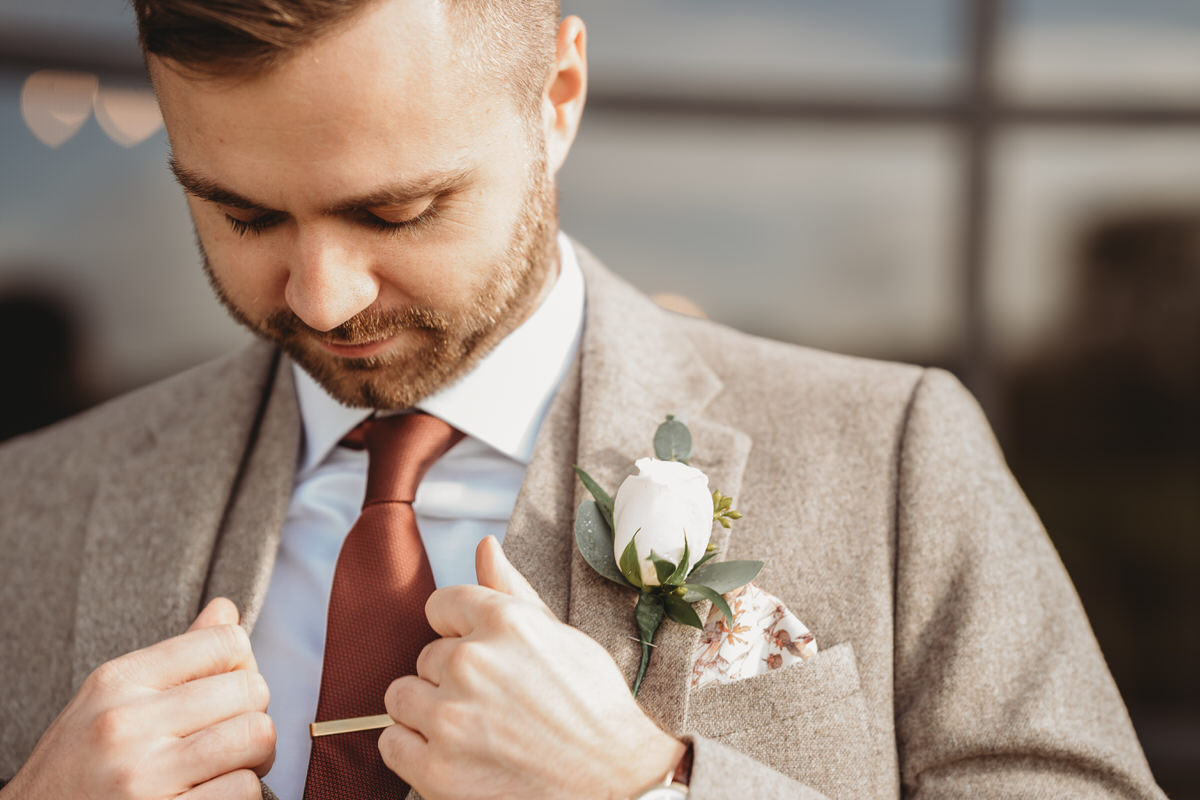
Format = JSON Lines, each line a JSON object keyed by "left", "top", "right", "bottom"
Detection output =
{"left": 201, "top": 153, "right": 559, "bottom": 410}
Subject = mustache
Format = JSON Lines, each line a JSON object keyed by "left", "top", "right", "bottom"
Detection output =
{"left": 263, "top": 305, "right": 450, "bottom": 345}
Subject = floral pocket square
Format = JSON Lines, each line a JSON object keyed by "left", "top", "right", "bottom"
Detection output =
{"left": 690, "top": 582, "right": 817, "bottom": 689}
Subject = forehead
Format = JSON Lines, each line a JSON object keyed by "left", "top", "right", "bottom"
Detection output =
{"left": 151, "top": 0, "right": 512, "bottom": 202}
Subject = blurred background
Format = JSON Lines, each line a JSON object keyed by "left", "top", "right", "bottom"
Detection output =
{"left": 1, "top": 0, "right": 1197, "bottom": 794}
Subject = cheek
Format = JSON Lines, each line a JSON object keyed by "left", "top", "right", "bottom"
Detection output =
{"left": 374, "top": 194, "right": 521, "bottom": 302}
{"left": 191, "top": 209, "right": 287, "bottom": 317}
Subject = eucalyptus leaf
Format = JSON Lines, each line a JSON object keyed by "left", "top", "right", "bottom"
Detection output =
{"left": 685, "top": 559, "right": 763, "bottom": 594}
{"left": 689, "top": 549, "right": 718, "bottom": 573}
{"left": 653, "top": 415, "right": 693, "bottom": 462}
{"left": 665, "top": 537, "right": 690, "bottom": 586}
{"left": 573, "top": 466, "right": 614, "bottom": 531}
{"left": 632, "top": 592, "right": 665, "bottom": 696}
{"left": 664, "top": 593, "right": 704, "bottom": 629}
{"left": 618, "top": 531, "right": 644, "bottom": 589}
{"left": 682, "top": 583, "right": 734, "bottom": 626}
{"left": 574, "top": 500, "right": 631, "bottom": 588}
{"left": 649, "top": 550, "right": 677, "bottom": 586}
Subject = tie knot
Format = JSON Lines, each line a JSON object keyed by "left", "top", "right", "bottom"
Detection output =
{"left": 358, "top": 413, "right": 464, "bottom": 506}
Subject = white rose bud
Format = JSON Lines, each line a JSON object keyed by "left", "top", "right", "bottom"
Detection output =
{"left": 613, "top": 457, "right": 714, "bottom": 587}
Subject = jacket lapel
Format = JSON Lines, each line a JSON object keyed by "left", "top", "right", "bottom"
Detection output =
{"left": 498, "top": 352, "right": 582, "bottom": 622}
{"left": 71, "top": 342, "right": 298, "bottom": 687}
{"left": 561, "top": 244, "right": 752, "bottom": 735}
{"left": 202, "top": 355, "right": 302, "bottom": 632}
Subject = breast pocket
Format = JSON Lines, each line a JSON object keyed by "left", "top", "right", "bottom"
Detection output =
{"left": 683, "top": 642, "right": 878, "bottom": 797}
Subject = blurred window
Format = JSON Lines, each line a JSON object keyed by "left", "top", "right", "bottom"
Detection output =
{"left": 568, "top": 0, "right": 961, "bottom": 98}
{"left": 1001, "top": 0, "right": 1200, "bottom": 104}
{"left": 561, "top": 118, "right": 959, "bottom": 360}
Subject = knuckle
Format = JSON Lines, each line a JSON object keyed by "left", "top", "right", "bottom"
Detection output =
{"left": 377, "top": 726, "right": 405, "bottom": 773}
{"left": 415, "top": 642, "right": 436, "bottom": 678}
{"left": 91, "top": 705, "right": 134, "bottom": 747}
{"left": 249, "top": 711, "right": 277, "bottom": 749}
{"left": 244, "top": 670, "right": 270, "bottom": 710}
{"left": 87, "top": 659, "right": 127, "bottom": 692}
{"left": 214, "top": 623, "right": 251, "bottom": 660}
{"left": 481, "top": 597, "right": 521, "bottom": 630}
{"left": 443, "top": 642, "right": 481, "bottom": 681}
{"left": 384, "top": 677, "right": 406, "bottom": 713}
{"left": 104, "top": 762, "right": 141, "bottom": 799}
{"left": 427, "top": 700, "right": 468, "bottom": 743}
{"left": 227, "top": 768, "right": 263, "bottom": 799}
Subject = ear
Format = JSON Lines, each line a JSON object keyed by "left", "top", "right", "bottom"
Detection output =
{"left": 543, "top": 15, "right": 588, "bottom": 176}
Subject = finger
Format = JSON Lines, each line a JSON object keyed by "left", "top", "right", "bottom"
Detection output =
{"left": 384, "top": 674, "right": 439, "bottom": 734}
{"left": 378, "top": 721, "right": 428, "bottom": 786}
{"left": 475, "top": 535, "right": 544, "bottom": 606}
{"left": 115, "top": 623, "right": 257, "bottom": 689}
{"left": 424, "top": 584, "right": 497, "bottom": 637}
{"left": 143, "top": 668, "right": 270, "bottom": 737}
{"left": 415, "top": 636, "right": 459, "bottom": 686}
{"left": 171, "top": 711, "right": 276, "bottom": 789}
{"left": 187, "top": 597, "right": 240, "bottom": 633}
{"left": 176, "top": 768, "right": 264, "bottom": 800}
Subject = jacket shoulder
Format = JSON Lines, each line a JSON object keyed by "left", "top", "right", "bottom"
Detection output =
{"left": 0, "top": 340, "right": 276, "bottom": 485}
{"left": 672, "top": 312, "right": 930, "bottom": 428}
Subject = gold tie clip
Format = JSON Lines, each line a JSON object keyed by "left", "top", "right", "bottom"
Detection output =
{"left": 309, "top": 714, "right": 394, "bottom": 738}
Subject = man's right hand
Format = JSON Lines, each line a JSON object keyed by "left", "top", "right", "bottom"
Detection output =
{"left": 1, "top": 598, "right": 275, "bottom": 800}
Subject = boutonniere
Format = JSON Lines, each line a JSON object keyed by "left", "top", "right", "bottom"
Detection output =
{"left": 574, "top": 415, "right": 763, "bottom": 695}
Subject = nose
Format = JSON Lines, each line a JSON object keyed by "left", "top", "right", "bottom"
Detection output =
{"left": 284, "top": 227, "right": 380, "bottom": 332}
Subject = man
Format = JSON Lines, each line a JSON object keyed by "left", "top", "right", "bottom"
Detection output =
{"left": 0, "top": 1, "right": 1166, "bottom": 798}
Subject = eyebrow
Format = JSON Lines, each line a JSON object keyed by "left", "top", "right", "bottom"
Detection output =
{"left": 168, "top": 156, "right": 476, "bottom": 215}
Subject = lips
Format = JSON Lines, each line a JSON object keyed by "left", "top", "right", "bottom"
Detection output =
{"left": 316, "top": 335, "right": 398, "bottom": 359}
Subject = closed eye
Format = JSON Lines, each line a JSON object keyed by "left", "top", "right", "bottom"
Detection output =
{"left": 355, "top": 202, "right": 440, "bottom": 234}
{"left": 222, "top": 204, "right": 441, "bottom": 237}
{"left": 224, "top": 210, "right": 285, "bottom": 237}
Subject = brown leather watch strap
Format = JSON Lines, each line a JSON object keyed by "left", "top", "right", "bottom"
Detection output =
{"left": 671, "top": 742, "right": 694, "bottom": 786}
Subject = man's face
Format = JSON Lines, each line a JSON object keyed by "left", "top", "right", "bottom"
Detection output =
{"left": 151, "top": 0, "right": 559, "bottom": 409}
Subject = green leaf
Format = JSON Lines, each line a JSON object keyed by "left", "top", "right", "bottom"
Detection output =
{"left": 649, "top": 550, "right": 677, "bottom": 586}
{"left": 665, "top": 537, "right": 691, "bottom": 586}
{"left": 682, "top": 583, "right": 734, "bottom": 626}
{"left": 574, "top": 500, "right": 631, "bottom": 588}
{"left": 664, "top": 593, "right": 704, "bottom": 629}
{"left": 718, "top": 517, "right": 731, "bottom": 529}
{"left": 684, "top": 559, "right": 763, "bottom": 595}
{"left": 690, "top": 548, "right": 718, "bottom": 573}
{"left": 653, "top": 415, "right": 693, "bottom": 462}
{"left": 573, "top": 466, "right": 614, "bottom": 531}
{"left": 618, "top": 531, "right": 644, "bottom": 589}
{"left": 633, "top": 592, "right": 666, "bottom": 696}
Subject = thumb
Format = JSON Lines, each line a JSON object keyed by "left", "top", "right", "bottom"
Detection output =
{"left": 187, "top": 597, "right": 240, "bottom": 633}
{"left": 475, "top": 536, "right": 544, "bottom": 606}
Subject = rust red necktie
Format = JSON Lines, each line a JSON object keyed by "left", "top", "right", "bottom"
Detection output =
{"left": 303, "top": 412, "right": 464, "bottom": 800}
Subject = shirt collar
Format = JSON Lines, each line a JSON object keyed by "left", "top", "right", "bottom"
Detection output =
{"left": 294, "top": 231, "right": 585, "bottom": 472}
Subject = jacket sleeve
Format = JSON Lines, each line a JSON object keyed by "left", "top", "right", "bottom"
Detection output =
{"left": 892, "top": 368, "right": 1164, "bottom": 797}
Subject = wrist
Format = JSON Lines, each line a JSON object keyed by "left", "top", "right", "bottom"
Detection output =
{"left": 623, "top": 737, "right": 689, "bottom": 799}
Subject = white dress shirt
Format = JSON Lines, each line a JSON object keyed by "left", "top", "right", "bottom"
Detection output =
{"left": 251, "top": 233, "right": 585, "bottom": 800}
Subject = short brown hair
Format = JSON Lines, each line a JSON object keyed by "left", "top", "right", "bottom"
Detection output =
{"left": 135, "top": 0, "right": 560, "bottom": 113}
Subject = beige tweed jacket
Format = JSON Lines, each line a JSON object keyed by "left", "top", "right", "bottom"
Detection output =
{"left": 0, "top": 244, "right": 1164, "bottom": 799}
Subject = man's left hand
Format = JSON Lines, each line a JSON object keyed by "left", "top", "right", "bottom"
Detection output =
{"left": 380, "top": 536, "right": 686, "bottom": 800}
